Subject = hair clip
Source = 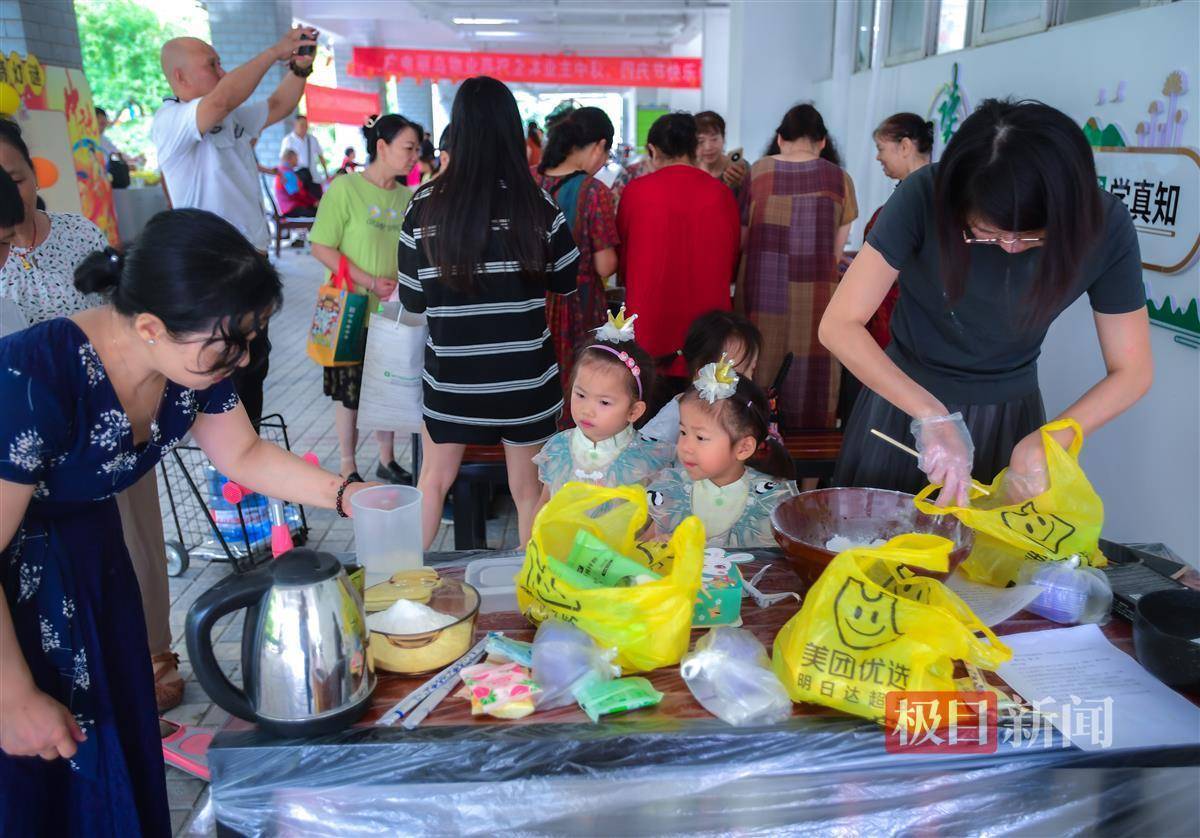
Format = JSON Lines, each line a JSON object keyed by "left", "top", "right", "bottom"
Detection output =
{"left": 693, "top": 354, "right": 739, "bottom": 404}
{"left": 364, "top": 114, "right": 379, "bottom": 129}
{"left": 593, "top": 305, "right": 637, "bottom": 343}
{"left": 587, "top": 344, "right": 643, "bottom": 399}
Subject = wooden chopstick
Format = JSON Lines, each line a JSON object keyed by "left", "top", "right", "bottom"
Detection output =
{"left": 870, "top": 428, "right": 991, "bottom": 496}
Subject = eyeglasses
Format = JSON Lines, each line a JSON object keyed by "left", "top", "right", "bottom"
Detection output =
{"left": 962, "top": 230, "right": 1045, "bottom": 246}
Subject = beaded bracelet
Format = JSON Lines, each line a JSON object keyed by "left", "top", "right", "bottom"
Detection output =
{"left": 335, "top": 476, "right": 357, "bottom": 518}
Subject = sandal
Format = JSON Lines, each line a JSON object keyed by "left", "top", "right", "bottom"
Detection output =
{"left": 153, "top": 651, "right": 185, "bottom": 713}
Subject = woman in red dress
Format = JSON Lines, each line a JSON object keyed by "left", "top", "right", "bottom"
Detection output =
{"left": 617, "top": 113, "right": 740, "bottom": 389}
{"left": 533, "top": 107, "right": 620, "bottom": 422}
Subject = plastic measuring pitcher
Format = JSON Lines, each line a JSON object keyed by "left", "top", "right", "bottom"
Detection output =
{"left": 349, "top": 485, "right": 423, "bottom": 584}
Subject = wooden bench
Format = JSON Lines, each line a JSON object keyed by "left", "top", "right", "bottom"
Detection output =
{"left": 438, "top": 430, "right": 844, "bottom": 549}
{"left": 784, "top": 429, "right": 844, "bottom": 480}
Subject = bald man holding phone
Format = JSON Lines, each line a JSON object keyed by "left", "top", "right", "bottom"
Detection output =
{"left": 151, "top": 25, "right": 319, "bottom": 427}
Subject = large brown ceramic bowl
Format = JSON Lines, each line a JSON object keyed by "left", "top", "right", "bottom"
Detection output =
{"left": 771, "top": 487, "right": 973, "bottom": 585}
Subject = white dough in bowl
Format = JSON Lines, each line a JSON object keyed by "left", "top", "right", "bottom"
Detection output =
{"left": 824, "top": 535, "right": 888, "bottom": 553}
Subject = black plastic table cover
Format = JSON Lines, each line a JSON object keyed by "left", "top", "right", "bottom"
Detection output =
{"left": 206, "top": 548, "right": 1200, "bottom": 837}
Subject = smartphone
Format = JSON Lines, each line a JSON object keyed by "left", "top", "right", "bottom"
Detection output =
{"left": 729, "top": 147, "right": 744, "bottom": 164}
{"left": 298, "top": 32, "right": 316, "bottom": 57}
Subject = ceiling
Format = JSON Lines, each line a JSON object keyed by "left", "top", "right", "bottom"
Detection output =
{"left": 292, "top": 0, "right": 725, "bottom": 56}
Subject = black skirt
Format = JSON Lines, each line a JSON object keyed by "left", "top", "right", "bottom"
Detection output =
{"left": 832, "top": 387, "right": 1046, "bottom": 495}
{"left": 324, "top": 363, "right": 363, "bottom": 410}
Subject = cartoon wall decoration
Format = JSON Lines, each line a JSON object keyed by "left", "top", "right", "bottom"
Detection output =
{"left": 1, "top": 51, "right": 117, "bottom": 245}
{"left": 1085, "top": 70, "right": 1199, "bottom": 346}
{"left": 926, "top": 62, "right": 971, "bottom": 158}
{"left": 1137, "top": 71, "right": 1189, "bottom": 148}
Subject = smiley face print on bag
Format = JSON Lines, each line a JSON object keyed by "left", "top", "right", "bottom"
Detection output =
{"left": 1000, "top": 501, "right": 1076, "bottom": 553}
{"left": 834, "top": 578, "right": 902, "bottom": 650}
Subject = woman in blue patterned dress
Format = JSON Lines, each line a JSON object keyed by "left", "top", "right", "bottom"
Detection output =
{"left": 0, "top": 210, "right": 374, "bottom": 836}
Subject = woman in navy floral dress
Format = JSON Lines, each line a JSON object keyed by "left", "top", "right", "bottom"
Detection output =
{"left": 0, "top": 210, "right": 374, "bottom": 836}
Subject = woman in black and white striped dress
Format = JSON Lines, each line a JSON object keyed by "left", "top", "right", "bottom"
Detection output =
{"left": 397, "top": 76, "right": 579, "bottom": 547}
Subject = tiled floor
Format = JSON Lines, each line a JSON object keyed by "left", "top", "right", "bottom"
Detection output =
{"left": 167, "top": 246, "right": 519, "bottom": 834}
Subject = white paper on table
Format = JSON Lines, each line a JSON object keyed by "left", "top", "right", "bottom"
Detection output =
{"left": 997, "top": 624, "right": 1200, "bottom": 752}
{"left": 945, "top": 572, "right": 1042, "bottom": 627}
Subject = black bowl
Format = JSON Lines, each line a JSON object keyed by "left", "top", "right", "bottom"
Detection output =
{"left": 1133, "top": 589, "right": 1200, "bottom": 693}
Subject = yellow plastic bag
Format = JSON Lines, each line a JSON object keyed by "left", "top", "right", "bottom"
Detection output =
{"left": 915, "top": 419, "right": 1107, "bottom": 588}
{"left": 517, "top": 482, "right": 704, "bottom": 673}
{"left": 772, "top": 534, "right": 1011, "bottom": 727}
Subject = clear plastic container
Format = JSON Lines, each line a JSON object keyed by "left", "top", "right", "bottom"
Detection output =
{"left": 464, "top": 551, "right": 524, "bottom": 614}
{"left": 1017, "top": 555, "right": 1113, "bottom": 625}
{"left": 350, "top": 485, "right": 423, "bottom": 584}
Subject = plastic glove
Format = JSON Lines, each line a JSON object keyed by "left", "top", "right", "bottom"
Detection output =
{"left": 1001, "top": 467, "right": 1048, "bottom": 504}
{"left": 1002, "top": 430, "right": 1050, "bottom": 503}
{"left": 910, "top": 413, "right": 974, "bottom": 507}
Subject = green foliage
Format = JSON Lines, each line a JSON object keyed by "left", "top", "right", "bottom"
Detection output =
{"left": 75, "top": 0, "right": 179, "bottom": 115}
{"left": 75, "top": 0, "right": 196, "bottom": 163}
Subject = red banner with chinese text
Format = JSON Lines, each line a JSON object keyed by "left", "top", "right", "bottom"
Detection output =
{"left": 304, "top": 84, "right": 381, "bottom": 126}
{"left": 350, "top": 48, "right": 701, "bottom": 89}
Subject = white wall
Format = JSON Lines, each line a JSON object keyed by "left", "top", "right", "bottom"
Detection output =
{"left": 726, "top": 0, "right": 836, "bottom": 158}
{"left": 665, "top": 32, "right": 704, "bottom": 113}
{"left": 701, "top": 6, "right": 731, "bottom": 115}
{"left": 793, "top": 2, "right": 1199, "bottom": 562}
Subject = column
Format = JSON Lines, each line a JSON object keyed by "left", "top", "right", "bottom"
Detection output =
{"left": 2, "top": 0, "right": 84, "bottom": 70}
{"left": 206, "top": 0, "right": 295, "bottom": 163}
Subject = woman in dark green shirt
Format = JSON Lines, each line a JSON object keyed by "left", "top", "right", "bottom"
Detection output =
{"left": 821, "top": 100, "right": 1151, "bottom": 505}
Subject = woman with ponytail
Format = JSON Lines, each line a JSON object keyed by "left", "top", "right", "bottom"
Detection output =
{"left": 0, "top": 209, "right": 377, "bottom": 835}
{"left": 534, "top": 106, "right": 620, "bottom": 419}
{"left": 0, "top": 118, "right": 191, "bottom": 713}
{"left": 838, "top": 114, "right": 937, "bottom": 421}
{"left": 310, "top": 113, "right": 419, "bottom": 485}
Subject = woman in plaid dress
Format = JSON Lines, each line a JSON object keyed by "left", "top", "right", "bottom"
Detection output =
{"left": 736, "top": 104, "right": 857, "bottom": 432}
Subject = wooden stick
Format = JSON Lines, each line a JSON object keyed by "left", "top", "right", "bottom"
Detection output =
{"left": 870, "top": 428, "right": 991, "bottom": 496}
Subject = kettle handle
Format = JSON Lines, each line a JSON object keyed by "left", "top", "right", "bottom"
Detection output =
{"left": 185, "top": 569, "right": 274, "bottom": 723}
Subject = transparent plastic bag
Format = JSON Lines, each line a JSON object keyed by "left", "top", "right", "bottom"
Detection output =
{"left": 1017, "top": 555, "right": 1113, "bottom": 625}
{"left": 531, "top": 620, "right": 620, "bottom": 710}
{"left": 681, "top": 628, "right": 793, "bottom": 727}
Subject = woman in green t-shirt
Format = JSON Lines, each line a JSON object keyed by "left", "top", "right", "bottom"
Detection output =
{"left": 310, "top": 114, "right": 420, "bottom": 483}
{"left": 821, "top": 100, "right": 1151, "bottom": 507}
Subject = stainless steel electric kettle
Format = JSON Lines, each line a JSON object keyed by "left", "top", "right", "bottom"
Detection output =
{"left": 186, "top": 548, "right": 375, "bottom": 737}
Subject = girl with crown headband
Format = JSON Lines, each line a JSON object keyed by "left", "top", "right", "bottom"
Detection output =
{"left": 534, "top": 307, "right": 675, "bottom": 496}
{"left": 647, "top": 357, "right": 798, "bottom": 548}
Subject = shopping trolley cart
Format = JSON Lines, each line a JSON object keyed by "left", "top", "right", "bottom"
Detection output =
{"left": 158, "top": 414, "right": 309, "bottom": 576}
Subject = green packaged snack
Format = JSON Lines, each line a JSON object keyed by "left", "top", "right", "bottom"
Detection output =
{"left": 575, "top": 676, "right": 664, "bottom": 723}
{"left": 544, "top": 555, "right": 607, "bottom": 589}
{"left": 564, "top": 530, "right": 661, "bottom": 587}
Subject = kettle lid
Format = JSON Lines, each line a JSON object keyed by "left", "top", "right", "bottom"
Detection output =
{"left": 272, "top": 548, "right": 342, "bottom": 585}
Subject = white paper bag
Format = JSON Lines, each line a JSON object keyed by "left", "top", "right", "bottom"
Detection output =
{"left": 357, "top": 302, "right": 427, "bottom": 434}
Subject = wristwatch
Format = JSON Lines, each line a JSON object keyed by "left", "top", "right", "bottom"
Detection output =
{"left": 288, "top": 59, "right": 313, "bottom": 79}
